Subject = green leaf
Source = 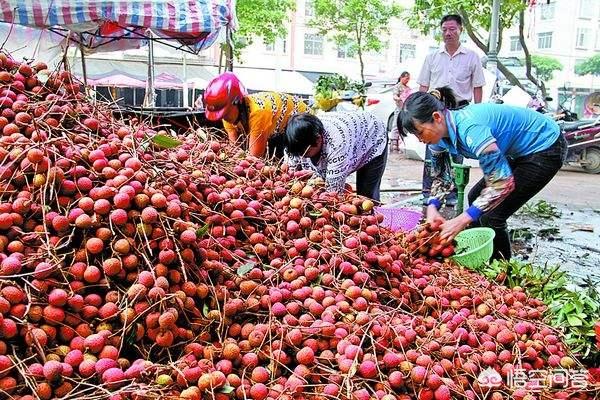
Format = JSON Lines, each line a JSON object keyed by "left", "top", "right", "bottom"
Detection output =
{"left": 575, "top": 54, "right": 600, "bottom": 77}
{"left": 562, "top": 303, "right": 575, "bottom": 314}
{"left": 234, "top": 0, "right": 295, "bottom": 56}
{"left": 196, "top": 223, "right": 210, "bottom": 238}
{"left": 311, "top": 274, "right": 323, "bottom": 287}
{"left": 152, "top": 134, "right": 182, "bottom": 149}
{"left": 573, "top": 300, "right": 584, "bottom": 314}
{"left": 219, "top": 384, "right": 235, "bottom": 394}
{"left": 202, "top": 303, "right": 209, "bottom": 317}
{"left": 126, "top": 327, "right": 137, "bottom": 345}
{"left": 566, "top": 314, "right": 583, "bottom": 327}
{"left": 237, "top": 261, "right": 256, "bottom": 276}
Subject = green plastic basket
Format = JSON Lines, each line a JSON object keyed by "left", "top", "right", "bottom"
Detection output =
{"left": 451, "top": 227, "right": 495, "bottom": 269}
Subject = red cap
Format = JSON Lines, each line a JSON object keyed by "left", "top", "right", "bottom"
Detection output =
{"left": 203, "top": 72, "right": 247, "bottom": 121}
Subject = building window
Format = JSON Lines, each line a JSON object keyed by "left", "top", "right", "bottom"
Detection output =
{"left": 574, "top": 58, "right": 586, "bottom": 73}
{"left": 305, "top": 0, "right": 315, "bottom": 17}
{"left": 579, "top": 0, "right": 593, "bottom": 19}
{"left": 576, "top": 28, "right": 591, "bottom": 48}
{"left": 398, "top": 43, "right": 416, "bottom": 63}
{"left": 304, "top": 33, "right": 323, "bottom": 55}
{"left": 596, "top": 31, "right": 600, "bottom": 49}
{"left": 540, "top": 1, "right": 555, "bottom": 20}
{"left": 537, "top": 32, "right": 553, "bottom": 49}
{"left": 265, "top": 38, "right": 287, "bottom": 53}
{"left": 337, "top": 45, "right": 354, "bottom": 59}
{"left": 510, "top": 36, "right": 523, "bottom": 52}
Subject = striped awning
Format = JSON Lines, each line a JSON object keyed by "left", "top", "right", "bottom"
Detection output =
{"left": 0, "top": 0, "right": 236, "bottom": 53}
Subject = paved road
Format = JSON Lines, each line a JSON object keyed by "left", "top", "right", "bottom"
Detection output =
{"left": 378, "top": 152, "right": 600, "bottom": 208}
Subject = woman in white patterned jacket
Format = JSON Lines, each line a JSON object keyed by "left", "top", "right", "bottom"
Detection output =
{"left": 283, "top": 111, "right": 388, "bottom": 201}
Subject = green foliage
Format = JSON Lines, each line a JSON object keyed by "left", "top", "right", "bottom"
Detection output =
{"left": 471, "top": 259, "right": 600, "bottom": 367}
{"left": 314, "top": 74, "right": 364, "bottom": 99}
{"left": 151, "top": 134, "right": 182, "bottom": 149}
{"left": 313, "top": 74, "right": 367, "bottom": 110}
{"left": 233, "top": 0, "right": 295, "bottom": 57}
{"left": 310, "top": 0, "right": 402, "bottom": 82}
{"left": 405, "top": 0, "right": 525, "bottom": 39}
{"left": 575, "top": 54, "right": 600, "bottom": 77}
{"left": 548, "top": 281, "right": 600, "bottom": 360}
{"left": 530, "top": 55, "right": 563, "bottom": 82}
{"left": 518, "top": 199, "right": 561, "bottom": 219}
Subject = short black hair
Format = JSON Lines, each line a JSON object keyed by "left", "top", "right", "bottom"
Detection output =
{"left": 440, "top": 14, "right": 462, "bottom": 26}
{"left": 285, "top": 113, "right": 323, "bottom": 156}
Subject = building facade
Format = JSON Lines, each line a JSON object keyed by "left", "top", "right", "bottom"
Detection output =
{"left": 214, "top": 0, "right": 445, "bottom": 83}
{"left": 499, "top": 0, "right": 600, "bottom": 115}
{"left": 72, "top": 0, "right": 598, "bottom": 114}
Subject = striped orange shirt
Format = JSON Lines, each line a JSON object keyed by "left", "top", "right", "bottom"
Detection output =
{"left": 223, "top": 92, "right": 312, "bottom": 157}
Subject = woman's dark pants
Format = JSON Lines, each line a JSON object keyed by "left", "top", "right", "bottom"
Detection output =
{"left": 356, "top": 143, "right": 388, "bottom": 202}
{"left": 467, "top": 136, "right": 567, "bottom": 260}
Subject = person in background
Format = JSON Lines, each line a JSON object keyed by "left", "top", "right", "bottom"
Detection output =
{"left": 399, "top": 87, "right": 566, "bottom": 260}
{"left": 284, "top": 111, "right": 388, "bottom": 201}
{"left": 390, "top": 71, "right": 412, "bottom": 152}
{"left": 202, "top": 72, "right": 311, "bottom": 158}
{"left": 417, "top": 14, "right": 486, "bottom": 206}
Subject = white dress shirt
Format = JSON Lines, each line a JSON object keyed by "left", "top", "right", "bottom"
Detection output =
{"left": 417, "top": 45, "right": 486, "bottom": 102}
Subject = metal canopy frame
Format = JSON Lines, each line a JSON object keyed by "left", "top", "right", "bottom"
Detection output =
{"left": 47, "top": 25, "right": 213, "bottom": 55}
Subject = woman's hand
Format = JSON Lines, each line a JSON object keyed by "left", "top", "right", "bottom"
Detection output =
{"left": 440, "top": 213, "right": 473, "bottom": 241}
{"left": 426, "top": 205, "right": 446, "bottom": 225}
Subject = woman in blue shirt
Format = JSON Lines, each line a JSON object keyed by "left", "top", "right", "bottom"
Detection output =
{"left": 399, "top": 87, "right": 567, "bottom": 260}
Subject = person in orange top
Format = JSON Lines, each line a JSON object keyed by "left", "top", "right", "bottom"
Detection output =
{"left": 202, "top": 72, "right": 312, "bottom": 158}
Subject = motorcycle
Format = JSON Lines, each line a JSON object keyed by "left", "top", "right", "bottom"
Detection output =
{"left": 558, "top": 112, "right": 600, "bottom": 174}
{"left": 498, "top": 91, "right": 600, "bottom": 174}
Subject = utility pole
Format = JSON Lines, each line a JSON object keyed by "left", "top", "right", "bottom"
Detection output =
{"left": 143, "top": 29, "right": 156, "bottom": 108}
{"left": 488, "top": 0, "right": 501, "bottom": 76}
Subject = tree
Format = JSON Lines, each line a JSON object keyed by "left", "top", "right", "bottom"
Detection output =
{"left": 232, "top": 0, "right": 295, "bottom": 61}
{"left": 309, "top": 0, "right": 402, "bottom": 84}
{"left": 405, "top": 0, "right": 546, "bottom": 95}
{"left": 575, "top": 54, "right": 600, "bottom": 77}
{"left": 530, "top": 55, "right": 563, "bottom": 82}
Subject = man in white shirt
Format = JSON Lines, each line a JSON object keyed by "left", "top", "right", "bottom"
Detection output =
{"left": 417, "top": 14, "right": 486, "bottom": 206}
{"left": 284, "top": 111, "right": 388, "bottom": 201}
{"left": 417, "top": 14, "right": 486, "bottom": 104}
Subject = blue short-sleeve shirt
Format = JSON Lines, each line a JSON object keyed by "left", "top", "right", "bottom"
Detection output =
{"left": 430, "top": 104, "right": 561, "bottom": 159}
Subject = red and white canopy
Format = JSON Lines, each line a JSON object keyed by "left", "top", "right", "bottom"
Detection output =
{"left": 0, "top": 0, "right": 236, "bottom": 53}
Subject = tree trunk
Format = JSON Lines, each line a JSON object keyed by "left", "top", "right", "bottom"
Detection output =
{"left": 358, "top": 48, "right": 365, "bottom": 85}
{"left": 518, "top": 7, "right": 546, "bottom": 98}
{"left": 459, "top": 8, "right": 527, "bottom": 92}
{"left": 356, "top": 22, "right": 365, "bottom": 84}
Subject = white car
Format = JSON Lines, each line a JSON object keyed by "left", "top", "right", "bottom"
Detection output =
{"left": 365, "top": 72, "right": 496, "bottom": 167}
{"left": 365, "top": 85, "right": 427, "bottom": 160}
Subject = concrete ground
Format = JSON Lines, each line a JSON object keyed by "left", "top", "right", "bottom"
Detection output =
{"left": 378, "top": 151, "right": 600, "bottom": 209}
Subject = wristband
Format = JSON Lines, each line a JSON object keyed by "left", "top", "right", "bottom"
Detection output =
{"left": 427, "top": 198, "right": 442, "bottom": 209}
{"left": 465, "top": 205, "right": 483, "bottom": 221}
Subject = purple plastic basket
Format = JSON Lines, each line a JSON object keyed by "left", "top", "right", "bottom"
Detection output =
{"left": 376, "top": 207, "right": 423, "bottom": 232}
